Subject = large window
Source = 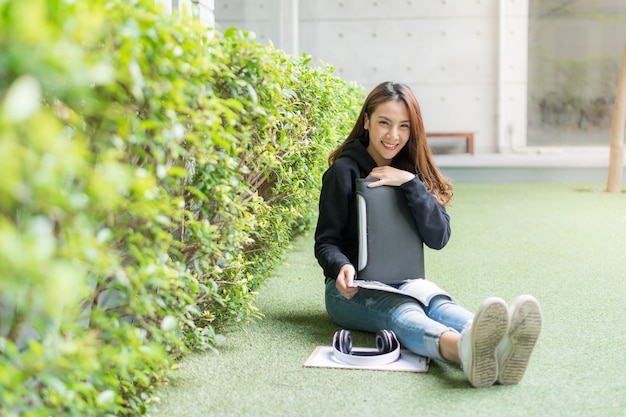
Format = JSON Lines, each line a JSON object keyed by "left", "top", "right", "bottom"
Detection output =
{"left": 527, "top": 0, "right": 626, "bottom": 147}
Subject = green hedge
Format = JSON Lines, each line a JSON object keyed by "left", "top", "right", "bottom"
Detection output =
{"left": 0, "top": 0, "right": 364, "bottom": 415}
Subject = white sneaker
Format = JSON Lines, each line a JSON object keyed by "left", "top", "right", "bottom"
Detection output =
{"left": 497, "top": 295, "right": 543, "bottom": 385}
{"left": 458, "top": 297, "right": 509, "bottom": 388}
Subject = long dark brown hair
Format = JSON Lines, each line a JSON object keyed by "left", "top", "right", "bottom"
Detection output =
{"left": 329, "top": 81, "right": 453, "bottom": 205}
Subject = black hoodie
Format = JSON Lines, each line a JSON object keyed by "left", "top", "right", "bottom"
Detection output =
{"left": 314, "top": 138, "right": 451, "bottom": 281}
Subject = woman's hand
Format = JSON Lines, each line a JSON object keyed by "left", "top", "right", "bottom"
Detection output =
{"left": 336, "top": 264, "right": 358, "bottom": 300}
{"left": 366, "top": 166, "right": 415, "bottom": 187}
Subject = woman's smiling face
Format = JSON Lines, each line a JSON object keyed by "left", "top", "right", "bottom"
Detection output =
{"left": 364, "top": 99, "right": 410, "bottom": 166}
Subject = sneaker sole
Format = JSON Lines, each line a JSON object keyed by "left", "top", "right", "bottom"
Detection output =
{"left": 466, "top": 298, "right": 510, "bottom": 388}
{"left": 498, "top": 295, "right": 543, "bottom": 385}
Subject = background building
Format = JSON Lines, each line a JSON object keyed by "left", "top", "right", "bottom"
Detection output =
{"left": 156, "top": 0, "right": 215, "bottom": 27}
{"left": 213, "top": 0, "right": 626, "bottom": 157}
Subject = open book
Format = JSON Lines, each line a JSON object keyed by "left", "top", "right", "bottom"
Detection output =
{"left": 350, "top": 278, "right": 447, "bottom": 306}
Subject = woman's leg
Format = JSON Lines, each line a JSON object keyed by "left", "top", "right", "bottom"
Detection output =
{"left": 325, "top": 279, "right": 452, "bottom": 361}
{"left": 327, "top": 280, "right": 512, "bottom": 387}
{"left": 398, "top": 279, "right": 474, "bottom": 333}
{"left": 403, "top": 296, "right": 511, "bottom": 387}
{"left": 425, "top": 296, "right": 475, "bottom": 333}
{"left": 423, "top": 297, "right": 475, "bottom": 363}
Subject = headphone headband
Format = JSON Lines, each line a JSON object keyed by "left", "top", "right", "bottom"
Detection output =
{"left": 332, "top": 329, "right": 400, "bottom": 366}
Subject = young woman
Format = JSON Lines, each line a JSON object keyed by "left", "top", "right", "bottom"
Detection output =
{"left": 314, "top": 81, "right": 542, "bottom": 388}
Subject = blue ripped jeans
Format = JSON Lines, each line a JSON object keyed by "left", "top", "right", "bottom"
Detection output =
{"left": 325, "top": 278, "right": 474, "bottom": 361}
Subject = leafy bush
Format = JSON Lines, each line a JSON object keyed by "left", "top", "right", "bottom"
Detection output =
{"left": 0, "top": 0, "right": 363, "bottom": 415}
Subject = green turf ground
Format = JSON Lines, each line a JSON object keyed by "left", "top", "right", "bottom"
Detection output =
{"left": 150, "top": 183, "right": 626, "bottom": 417}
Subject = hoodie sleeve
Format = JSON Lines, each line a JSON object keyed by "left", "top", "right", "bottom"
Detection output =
{"left": 314, "top": 160, "right": 358, "bottom": 280}
{"left": 400, "top": 176, "right": 451, "bottom": 250}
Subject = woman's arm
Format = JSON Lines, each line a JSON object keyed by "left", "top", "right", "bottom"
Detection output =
{"left": 400, "top": 176, "right": 451, "bottom": 249}
{"left": 314, "top": 161, "right": 357, "bottom": 280}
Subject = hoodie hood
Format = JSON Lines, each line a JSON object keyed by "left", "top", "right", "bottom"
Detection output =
{"left": 339, "top": 138, "right": 378, "bottom": 175}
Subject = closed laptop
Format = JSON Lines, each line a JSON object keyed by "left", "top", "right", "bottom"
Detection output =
{"left": 355, "top": 178, "right": 425, "bottom": 284}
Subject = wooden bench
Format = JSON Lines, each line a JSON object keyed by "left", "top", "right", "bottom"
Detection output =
{"left": 426, "top": 132, "right": 474, "bottom": 155}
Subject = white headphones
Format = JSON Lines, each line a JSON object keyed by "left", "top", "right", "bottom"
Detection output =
{"left": 332, "top": 329, "right": 401, "bottom": 366}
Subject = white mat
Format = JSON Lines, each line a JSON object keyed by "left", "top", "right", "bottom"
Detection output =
{"left": 304, "top": 346, "right": 429, "bottom": 373}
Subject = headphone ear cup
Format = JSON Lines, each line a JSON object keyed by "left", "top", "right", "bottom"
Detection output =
{"left": 338, "top": 329, "right": 353, "bottom": 354}
{"left": 376, "top": 329, "right": 393, "bottom": 353}
{"left": 333, "top": 329, "right": 399, "bottom": 366}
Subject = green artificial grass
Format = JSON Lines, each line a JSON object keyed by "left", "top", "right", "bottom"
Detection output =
{"left": 150, "top": 183, "right": 626, "bottom": 417}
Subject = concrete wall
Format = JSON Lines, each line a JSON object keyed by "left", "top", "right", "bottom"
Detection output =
{"left": 195, "top": 0, "right": 216, "bottom": 27}
{"left": 215, "top": 0, "right": 530, "bottom": 154}
{"left": 156, "top": 0, "right": 215, "bottom": 27}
